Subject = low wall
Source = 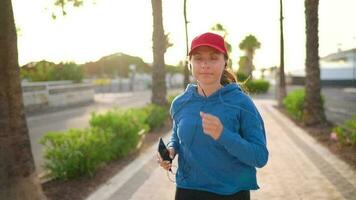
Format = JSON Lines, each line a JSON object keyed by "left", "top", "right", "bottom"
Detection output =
{"left": 22, "top": 81, "right": 94, "bottom": 113}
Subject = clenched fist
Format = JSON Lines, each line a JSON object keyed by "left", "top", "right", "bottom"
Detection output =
{"left": 200, "top": 112, "right": 223, "bottom": 140}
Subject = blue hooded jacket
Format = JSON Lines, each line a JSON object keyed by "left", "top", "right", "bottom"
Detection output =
{"left": 168, "top": 83, "right": 268, "bottom": 195}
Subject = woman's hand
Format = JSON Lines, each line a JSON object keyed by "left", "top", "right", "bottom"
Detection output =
{"left": 200, "top": 112, "right": 223, "bottom": 140}
{"left": 157, "top": 147, "right": 176, "bottom": 171}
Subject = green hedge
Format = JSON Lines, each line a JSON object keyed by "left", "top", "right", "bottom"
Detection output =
{"left": 143, "top": 104, "right": 169, "bottom": 131}
{"left": 333, "top": 115, "right": 356, "bottom": 145}
{"left": 235, "top": 72, "right": 269, "bottom": 94}
{"left": 283, "top": 89, "right": 305, "bottom": 120}
{"left": 89, "top": 108, "right": 149, "bottom": 160}
{"left": 282, "top": 89, "right": 325, "bottom": 122}
{"left": 40, "top": 128, "right": 111, "bottom": 179}
{"left": 236, "top": 72, "right": 249, "bottom": 82}
{"left": 245, "top": 79, "right": 270, "bottom": 94}
{"left": 41, "top": 104, "right": 168, "bottom": 180}
{"left": 21, "top": 62, "right": 83, "bottom": 82}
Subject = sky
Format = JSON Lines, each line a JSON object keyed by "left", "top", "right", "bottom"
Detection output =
{"left": 12, "top": 0, "right": 356, "bottom": 72}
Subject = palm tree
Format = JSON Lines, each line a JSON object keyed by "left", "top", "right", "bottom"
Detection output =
{"left": 183, "top": 0, "right": 190, "bottom": 88}
{"left": 0, "top": 0, "right": 45, "bottom": 199}
{"left": 151, "top": 0, "right": 167, "bottom": 106}
{"left": 278, "top": 0, "right": 287, "bottom": 107}
{"left": 210, "top": 23, "right": 232, "bottom": 54}
{"left": 238, "top": 35, "right": 261, "bottom": 78}
{"left": 210, "top": 23, "right": 232, "bottom": 69}
{"left": 303, "top": 0, "right": 326, "bottom": 125}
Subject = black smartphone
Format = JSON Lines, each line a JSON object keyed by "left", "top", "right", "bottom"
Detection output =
{"left": 158, "top": 138, "right": 172, "bottom": 163}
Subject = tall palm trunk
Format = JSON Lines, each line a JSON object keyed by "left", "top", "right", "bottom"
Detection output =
{"left": 303, "top": 0, "right": 326, "bottom": 125}
{"left": 183, "top": 0, "right": 190, "bottom": 88}
{"left": 0, "top": 0, "right": 45, "bottom": 199}
{"left": 151, "top": 0, "right": 167, "bottom": 106}
{"left": 278, "top": 0, "right": 287, "bottom": 106}
{"left": 246, "top": 50, "right": 254, "bottom": 78}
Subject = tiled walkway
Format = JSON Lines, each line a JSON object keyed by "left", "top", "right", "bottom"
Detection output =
{"left": 87, "top": 100, "right": 356, "bottom": 200}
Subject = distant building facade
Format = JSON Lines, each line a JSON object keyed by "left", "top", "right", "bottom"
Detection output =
{"left": 288, "top": 48, "right": 356, "bottom": 86}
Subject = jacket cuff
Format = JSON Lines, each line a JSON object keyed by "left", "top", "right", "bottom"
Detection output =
{"left": 217, "top": 127, "right": 242, "bottom": 147}
{"left": 167, "top": 141, "right": 179, "bottom": 153}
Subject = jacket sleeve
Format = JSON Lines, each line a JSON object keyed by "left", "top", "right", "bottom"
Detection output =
{"left": 167, "top": 100, "right": 180, "bottom": 154}
{"left": 216, "top": 101, "right": 268, "bottom": 168}
{"left": 167, "top": 119, "right": 180, "bottom": 154}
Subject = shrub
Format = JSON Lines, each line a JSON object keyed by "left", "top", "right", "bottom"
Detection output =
{"left": 92, "top": 79, "right": 112, "bottom": 86}
{"left": 236, "top": 72, "right": 248, "bottom": 82}
{"left": 89, "top": 108, "right": 149, "bottom": 159}
{"left": 283, "top": 89, "right": 325, "bottom": 122}
{"left": 49, "top": 62, "right": 83, "bottom": 83}
{"left": 234, "top": 72, "right": 269, "bottom": 94}
{"left": 21, "top": 62, "right": 54, "bottom": 82}
{"left": 41, "top": 103, "right": 171, "bottom": 180}
{"left": 21, "top": 62, "right": 83, "bottom": 82}
{"left": 283, "top": 89, "right": 305, "bottom": 120}
{"left": 333, "top": 115, "right": 356, "bottom": 145}
{"left": 143, "top": 104, "right": 169, "bottom": 131}
{"left": 245, "top": 79, "right": 270, "bottom": 94}
{"left": 40, "top": 128, "right": 110, "bottom": 180}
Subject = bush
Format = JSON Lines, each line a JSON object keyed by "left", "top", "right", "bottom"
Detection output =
{"left": 283, "top": 89, "right": 325, "bottom": 122}
{"left": 283, "top": 89, "right": 305, "bottom": 120}
{"left": 333, "top": 115, "right": 356, "bottom": 145}
{"left": 49, "top": 62, "right": 83, "bottom": 83}
{"left": 245, "top": 79, "right": 270, "bottom": 94}
{"left": 21, "top": 62, "right": 54, "bottom": 82}
{"left": 21, "top": 62, "right": 83, "bottom": 82}
{"left": 41, "top": 104, "right": 171, "bottom": 180}
{"left": 89, "top": 108, "right": 149, "bottom": 159}
{"left": 234, "top": 72, "right": 269, "bottom": 94}
{"left": 143, "top": 104, "right": 169, "bottom": 131}
{"left": 92, "top": 79, "right": 112, "bottom": 86}
{"left": 236, "top": 72, "right": 249, "bottom": 82}
{"left": 40, "top": 128, "right": 111, "bottom": 180}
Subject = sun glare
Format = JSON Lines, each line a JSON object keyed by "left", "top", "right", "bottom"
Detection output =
{"left": 12, "top": 0, "right": 356, "bottom": 73}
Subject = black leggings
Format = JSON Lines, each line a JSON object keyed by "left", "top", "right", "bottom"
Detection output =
{"left": 175, "top": 187, "right": 250, "bottom": 200}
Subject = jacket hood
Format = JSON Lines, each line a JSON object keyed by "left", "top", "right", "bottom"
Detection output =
{"left": 185, "top": 83, "right": 242, "bottom": 100}
{"left": 170, "top": 83, "right": 244, "bottom": 118}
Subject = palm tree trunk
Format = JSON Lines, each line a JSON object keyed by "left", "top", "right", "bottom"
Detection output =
{"left": 183, "top": 0, "right": 190, "bottom": 88}
{"left": 0, "top": 0, "right": 46, "bottom": 199}
{"left": 151, "top": 0, "right": 167, "bottom": 106}
{"left": 246, "top": 50, "right": 254, "bottom": 78}
{"left": 303, "top": 0, "right": 326, "bottom": 125}
{"left": 278, "top": 0, "right": 287, "bottom": 107}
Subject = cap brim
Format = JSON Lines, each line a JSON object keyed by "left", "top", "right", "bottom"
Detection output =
{"left": 188, "top": 43, "right": 226, "bottom": 56}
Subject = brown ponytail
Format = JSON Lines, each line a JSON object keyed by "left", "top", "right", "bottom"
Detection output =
{"left": 220, "top": 55, "right": 237, "bottom": 85}
{"left": 220, "top": 68, "right": 237, "bottom": 85}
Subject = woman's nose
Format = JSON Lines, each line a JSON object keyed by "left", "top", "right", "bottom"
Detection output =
{"left": 201, "top": 60, "right": 210, "bottom": 68}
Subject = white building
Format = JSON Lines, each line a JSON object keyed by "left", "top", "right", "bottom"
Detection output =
{"left": 289, "top": 48, "right": 356, "bottom": 86}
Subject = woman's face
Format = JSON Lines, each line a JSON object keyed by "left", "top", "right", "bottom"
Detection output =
{"left": 190, "top": 46, "right": 225, "bottom": 86}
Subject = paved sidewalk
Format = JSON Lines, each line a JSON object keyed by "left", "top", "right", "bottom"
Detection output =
{"left": 86, "top": 99, "right": 356, "bottom": 200}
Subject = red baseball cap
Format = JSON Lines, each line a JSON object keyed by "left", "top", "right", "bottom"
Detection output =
{"left": 189, "top": 32, "right": 228, "bottom": 56}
